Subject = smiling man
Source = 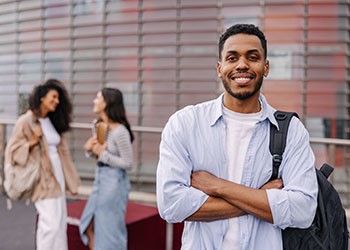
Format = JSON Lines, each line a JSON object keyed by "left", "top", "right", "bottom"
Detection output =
{"left": 156, "top": 24, "right": 318, "bottom": 250}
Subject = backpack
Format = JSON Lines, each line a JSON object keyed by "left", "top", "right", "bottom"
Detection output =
{"left": 269, "top": 110, "right": 349, "bottom": 250}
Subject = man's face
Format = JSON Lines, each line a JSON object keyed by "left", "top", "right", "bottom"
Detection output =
{"left": 217, "top": 33, "right": 269, "bottom": 101}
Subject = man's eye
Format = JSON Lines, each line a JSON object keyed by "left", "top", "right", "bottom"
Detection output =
{"left": 249, "top": 56, "right": 259, "bottom": 61}
{"left": 228, "top": 56, "right": 237, "bottom": 61}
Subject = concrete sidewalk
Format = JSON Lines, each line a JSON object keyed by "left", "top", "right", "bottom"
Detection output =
{"left": 1, "top": 192, "right": 350, "bottom": 250}
{"left": 0, "top": 189, "right": 157, "bottom": 250}
{"left": 0, "top": 194, "right": 36, "bottom": 250}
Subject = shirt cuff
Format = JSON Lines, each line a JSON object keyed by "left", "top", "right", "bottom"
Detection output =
{"left": 266, "top": 189, "right": 291, "bottom": 229}
{"left": 162, "top": 186, "right": 209, "bottom": 223}
{"left": 97, "top": 150, "right": 107, "bottom": 162}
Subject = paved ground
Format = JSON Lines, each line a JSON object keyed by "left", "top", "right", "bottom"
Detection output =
{"left": 1, "top": 192, "right": 350, "bottom": 250}
{"left": 0, "top": 185, "right": 158, "bottom": 250}
{"left": 0, "top": 194, "right": 36, "bottom": 250}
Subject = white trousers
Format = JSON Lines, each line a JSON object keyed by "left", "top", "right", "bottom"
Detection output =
{"left": 34, "top": 152, "right": 67, "bottom": 250}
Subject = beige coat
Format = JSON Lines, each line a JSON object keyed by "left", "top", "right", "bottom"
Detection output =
{"left": 5, "top": 110, "right": 81, "bottom": 202}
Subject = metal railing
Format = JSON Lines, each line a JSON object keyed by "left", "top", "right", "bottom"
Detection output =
{"left": 0, "top": 119, "right": 163, "bottom": 193}
{"left": 0, "top": 119, "right": 349, "bottom": 206}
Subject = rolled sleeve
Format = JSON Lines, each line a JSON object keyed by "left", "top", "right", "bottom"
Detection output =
{"left": 159, "top": 185, "right": 209, "bottom": 223}
{"left": 157, "top": 111, "right": 208, "bottom": 223}
{"left": 266, "top": 118, "right": 318, "bottom": 229}
{"left": 267, "top": 186, "right": 317, "bottom": 229}
{"left": 11, "top": 141, "right": 30, "bottom": 166}
{"left": 7, "top": 119, "right": 30, "bottom": 167}
{"left": 266, "top": 189, "right": 290, "bottom": 228}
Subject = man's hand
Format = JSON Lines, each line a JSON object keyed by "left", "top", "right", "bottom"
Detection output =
{"left": 190, "top": 171, "right": 283, "bottom": 223}
{"left": 260, "top": 179, "right": 283, "bottom": 190}
{"left": 191, "top": 171, "right": 222, "bottom": 196}
{"left": 191, "top": 171, "right": 283, "bottom": 195}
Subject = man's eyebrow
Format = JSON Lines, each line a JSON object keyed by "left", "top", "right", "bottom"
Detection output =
{"left": 246, "top": 49, "right": 261, "bottom": 54}
{"left": 226, "top": 50, "right": 238, "bottom": 55}
{"left": 225, "top": 49, "right": 261, "bottom": 55}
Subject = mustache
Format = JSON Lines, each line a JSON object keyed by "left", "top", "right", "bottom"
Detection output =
{"left": 229, "top": 71, "right": 255, "bottom": 78}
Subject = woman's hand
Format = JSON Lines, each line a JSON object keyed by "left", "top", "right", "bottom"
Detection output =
{"left": 29, "top": 125, "right": 42, "bottom": 148}
{"left": 91, "top": 142, "right": 107, "bottom": 157}
{"left": 84, "top": 136, "right": 97, "bottom": 151}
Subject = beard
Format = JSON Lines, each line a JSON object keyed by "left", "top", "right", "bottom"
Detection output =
{"left": 222, "top": 75, "right": 263, "bottom": 100}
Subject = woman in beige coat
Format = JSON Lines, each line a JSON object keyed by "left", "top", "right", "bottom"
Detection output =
{"left": 5, "top": 79, "right": 80, "bottom": 250}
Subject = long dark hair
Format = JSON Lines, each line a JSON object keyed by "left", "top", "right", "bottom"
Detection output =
{"left": 29, "top": 79, "right": 72, "bottom": 134}
{"left": 101, "top": 87, "right": 134, "bottom": 143}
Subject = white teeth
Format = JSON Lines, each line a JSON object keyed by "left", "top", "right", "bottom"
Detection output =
{"left": 234, "top": 77, "right": 251, "bottom": 84}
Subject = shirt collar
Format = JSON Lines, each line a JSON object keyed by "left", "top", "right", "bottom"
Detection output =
{"left": 210, "top": 94, "right": 225, "bottom": 127}
{"left": 209, "top": 93, "right": 278, "bottom": 128}
{"left": 259, "top": 94, "right": 278, "bottom": 128}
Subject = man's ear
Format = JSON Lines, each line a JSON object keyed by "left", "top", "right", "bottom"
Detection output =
{"left": 217, "top": 61, "right": 222, "bottom": 78}
{"left": 264, "top": 60, "right": 270, "bottom": 77}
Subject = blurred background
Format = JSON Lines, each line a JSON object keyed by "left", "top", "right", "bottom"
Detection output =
{"left": 0, "top": 0, "right": 348, "bottom": 207}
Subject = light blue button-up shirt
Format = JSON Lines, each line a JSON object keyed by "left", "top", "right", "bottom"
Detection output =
{"left": 156, "top": 94, "right": 318, "bottom": 250}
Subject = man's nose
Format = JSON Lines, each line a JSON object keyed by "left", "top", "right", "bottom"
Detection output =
{"left": 236, "top": 57, "right": 249, "bottom": 70}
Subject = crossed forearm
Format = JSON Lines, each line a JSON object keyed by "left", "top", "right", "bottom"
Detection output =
{"left": 186, "top": 196, "right": 246, "bottom": 221}
{"left": 187, "top": 171, "right": 282, "bottom": 223}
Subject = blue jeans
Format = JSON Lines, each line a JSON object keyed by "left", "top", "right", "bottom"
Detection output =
{"left": 79, "top": 165, "right": 130, "bottom": 250}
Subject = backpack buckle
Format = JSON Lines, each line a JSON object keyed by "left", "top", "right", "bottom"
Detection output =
{"left": 272, "top": 154, "right": 282, "bottom": 166}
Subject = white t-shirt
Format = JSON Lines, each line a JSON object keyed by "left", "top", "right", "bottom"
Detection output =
{"left": 38, "top": 117, "right": 61, "bottom": 154}
{"left": 221, "top": 104, "right": 262, "bottom": 250}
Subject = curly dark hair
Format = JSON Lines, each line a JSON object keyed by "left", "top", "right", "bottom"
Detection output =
{"left": 29, "top": 79, "right": 72, "bottom": 134}
{"left": 218, "top": 24, "right": 267, "bottom": 60}
{"left": 101, "top": 87, "right": 134, "bottom": 143}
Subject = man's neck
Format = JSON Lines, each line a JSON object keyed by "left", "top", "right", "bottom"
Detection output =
{"left": 223, "top": 93, "right": 261, "bottom": 114}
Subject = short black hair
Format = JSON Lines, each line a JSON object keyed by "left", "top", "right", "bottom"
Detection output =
{"left": 218, "top": 24, "right": 267, "bottom": 60}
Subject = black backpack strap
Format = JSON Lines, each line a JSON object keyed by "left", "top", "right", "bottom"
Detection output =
{"left": 269, "top": 111, "right": 299, "bottom": 181}
{"left": 319, "top": 163, "right": 334, "bottom": 179}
